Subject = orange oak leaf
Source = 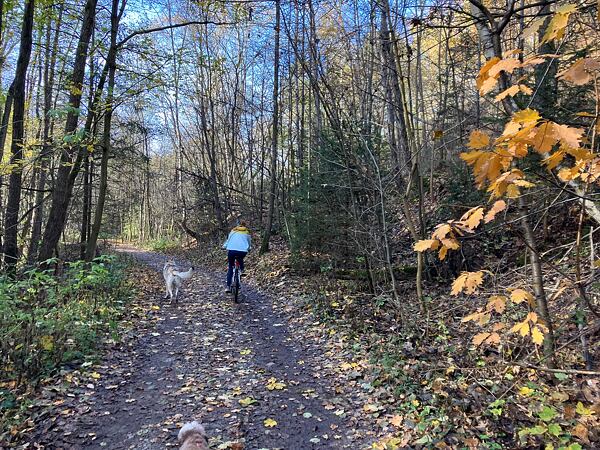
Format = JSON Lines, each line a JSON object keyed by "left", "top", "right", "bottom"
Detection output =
{"left": 558, "top": 58, "right": 600, "bottom": 85}
{"left": 460, "top": 207, "right": 484, "bottom": 230}
{"left": 451, "top": 271, "right": 484, "bottom": 296}
{"left": 486, "top": 295, "right": 507, "bottom": 314}
{"left": 488, "top": 58, "right": 521, "bottom": 78}
{"left": 414, "top": 239, "right": 439, "bottom": 252}
{"left": 468, "top": 130, "right": 491, "bottom": 149}
{"left": 484, "top": 200, "right": 507, "bottom": 223}
{"left": 511, "top": 288, "right": 534, "bottom": 304}
{"left": 510, "top": 320, "right": 530, "bottom": 337}
{"left": 552, "top": 123, "right": 583, "bottom": 148}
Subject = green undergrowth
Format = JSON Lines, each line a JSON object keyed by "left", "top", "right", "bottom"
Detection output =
{"left": 144, "top": 237, "right": 183, "bottom": 253}
{"left": 0, "top": 255, "right": 135, "bottom": 433}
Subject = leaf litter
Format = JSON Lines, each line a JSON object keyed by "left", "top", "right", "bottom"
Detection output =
{"left": 9, "top": 244, "right": 374, "bottom": 449}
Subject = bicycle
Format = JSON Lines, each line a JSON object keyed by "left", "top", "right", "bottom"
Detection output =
{"left": 231, "top": 259, "right": 242, "bottom": 303}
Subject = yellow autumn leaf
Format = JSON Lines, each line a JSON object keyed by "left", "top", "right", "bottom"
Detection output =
{"left": 556, "top": 3, "right": 577, "bottom": 14}
{"left": 488, "top": 58, "right": 521, "bottom": 78}
{"left": 526, "top": 311, "right": 538, "bottom": 323}
{"left": 510, "top": 320, "right": 530, "bottom": 337}
{"left": 451, "top": 271, "right": 484, "bottom": 296}
{"left": 438, "top": 245, "right": 449, "bottom": 261}
{"left": 558, "top": 165, "right": 580, "bottom": 182}
{"left": 484, "top": 200, "right": 507, "bottom": 223}
{"left": 511, "top": 288, "right": 534, "bottom": 304}
{"left": 476, "top": 57, "right": 501, "bottom": 92}
{"left": 473, "top": 332, "right": 491, "bottom": 346}
{"left": 522, "top": 17, "right": 546, "bottom": 39}
{"left": 264, "top": 418, "right": 277, "bottom": 427}
{"left": 266, "top": 377, "right": 286, "bottom": 390}
{"left": 531, "top": 326, "right": 545, "bottom": 345}
{"left": 513, "top": 179, "right": 534, "bottom": 188}
{"left": 575, "top": 401, "right": 593, "bottom": 416}
{"left": 440, "top": 238, "right": 460, "bottom": 250}
{"left": 486, "top": 295, "right": 507, "bottom": 314}
{"left": 558, "top": 57, "right": 600, "bottom": 85}
{"left": 461, "top": 207, "right": 484, "bottom": 230}
{"left": 468, "top": 130, "right": 491, "bottom": 149}
{"left": 519, "top": 386, "right": 535, "bottom": 396}
{"left": 492, "top": 322, "right": 505, "bottom": 332}
{"left": 543, "top": 150, "right": 565, "bottom": 170}
{"left": 494, "top": 84, "right": 520, "bottom": 102}
{"left": 461, "top": 310, "right": 484, "bottom": 323}
{"left": 506, "top": 184, "right": 521, "bottom": 198}
{"left": 389, "top": 414, "right": 403, "bottom": 427}
{"left": 552, "top": 123, "right": 583, "bottom": 148}
{"left": 414, "top": 239, "right": 439, "bottom": 252}
{"left": 513, "top": 108, "right": 541, "bottom": 124}
{"left": 239, "top": 397, "right": 257, "bottom": 407}
{"left": 432, "top": 223, "right": 452, "bottom": 240}
{"left": 541, "top": 4, "right": 577, "bottom": 43}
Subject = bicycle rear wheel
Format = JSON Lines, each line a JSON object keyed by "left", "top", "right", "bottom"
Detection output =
{"left": 232, "top": 268, "right": 240, "bottom": 303}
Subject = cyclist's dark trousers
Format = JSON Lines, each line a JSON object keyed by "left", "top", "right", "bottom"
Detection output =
{"left": 227, "top": 250, "right": 247, "bottom": 287}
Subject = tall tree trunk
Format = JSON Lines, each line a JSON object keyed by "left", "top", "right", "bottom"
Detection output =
{"left": 2, "top": 0, "right": 35, "bottom": 269}
{"left": 260, "top": 0, "right": 280, "bottom": 254}
{"left": 28, "top": 3, "right": 63, "bottom": 264}
{"left": 85, "top": 0, "right": 123, "bottom": 260}
{"left": 38, "top": 0, "right": 98, "bottom": 263}
{"left": 532, "top": 3, "right": 558, "bottom": 120}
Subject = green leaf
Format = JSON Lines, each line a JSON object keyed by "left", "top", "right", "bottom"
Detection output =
{"left": 529, "top": 424, "right": 547, "bottom": 435}
{"left": 414, "top": 435, "right": 432, "bottom": 444}
{"left": 547, "top": 423, "right": 562, "bottom": 436}
{"left": 553, "top": 372, "right": 568, "bottom": 381}
{"left": 575, "top": 401, "right": 592, "bottom": 416}
{"left": 538, "top": 406, "right": 557, "bottom": 422}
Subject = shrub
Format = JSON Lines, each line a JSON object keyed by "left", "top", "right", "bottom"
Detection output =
{"left": 0, "top": 255, "right": 132, "bottom": 384}
{"left": 147, "top": 238, "right": 181, "bottom": 252}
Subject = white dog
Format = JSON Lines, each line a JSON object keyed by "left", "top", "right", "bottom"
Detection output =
{"left": 163, "top": 260, "right": 194, "bottom": 303}
{"left": 178, "top": 421, "right": 208, "bottom": 450}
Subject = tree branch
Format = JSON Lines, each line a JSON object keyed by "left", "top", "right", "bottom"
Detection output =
{"left": 117, "top": 20, "right": 236, "bottom": 49}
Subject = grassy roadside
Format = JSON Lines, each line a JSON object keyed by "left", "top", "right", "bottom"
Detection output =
{"left": 0, "top": 254, "right": 161, "bottom": 446}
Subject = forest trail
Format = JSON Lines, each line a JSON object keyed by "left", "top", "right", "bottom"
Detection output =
{"left": 33, "top": 245, "right": 368, "bottom": 449}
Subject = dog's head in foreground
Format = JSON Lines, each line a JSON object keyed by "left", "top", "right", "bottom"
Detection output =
{"left": 179, "top": 421, "right": 208, "bottom": 450}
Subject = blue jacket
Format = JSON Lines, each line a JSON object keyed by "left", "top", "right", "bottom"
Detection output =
{"left": 223, "top": 226, "right": 251, "bottom": 252}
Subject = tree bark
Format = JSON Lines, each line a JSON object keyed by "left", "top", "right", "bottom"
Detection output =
{"left": 28, "top": 3, "right": 63, "bottom": 265}
{"left": 38, "top": 0, "right": 98, "bottom": 263}
{"left": 85, "top": 0, "right": 124, "bottom": 261}
{"left": 260, "top": 0, "right": 280, "bottom": 254}
{"left": 2, "top": 0, "right": 35, "bottom": 269}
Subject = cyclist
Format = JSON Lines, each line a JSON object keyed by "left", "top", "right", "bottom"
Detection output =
{"left": 222, "top": 220, "right": 251, "bottom": 293}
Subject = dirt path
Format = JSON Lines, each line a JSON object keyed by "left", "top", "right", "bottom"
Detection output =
{"left": 30, "top": 246, "right": 369, "bottom": 449}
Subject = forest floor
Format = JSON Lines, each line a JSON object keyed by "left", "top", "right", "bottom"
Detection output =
{"left": 20, "top": 245, "right": 378, "bottom": 449}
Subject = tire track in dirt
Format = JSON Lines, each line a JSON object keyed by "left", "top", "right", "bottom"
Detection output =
{"left": 32, "top": 245, "right": 367, "bottom": 449}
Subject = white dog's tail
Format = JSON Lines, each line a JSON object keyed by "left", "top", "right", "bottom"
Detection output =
{"left": 178, "top": 421, "right": 205, "bottom": 443}
{"left": 173, "top": 267, "right": 194, "bottom": 280}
